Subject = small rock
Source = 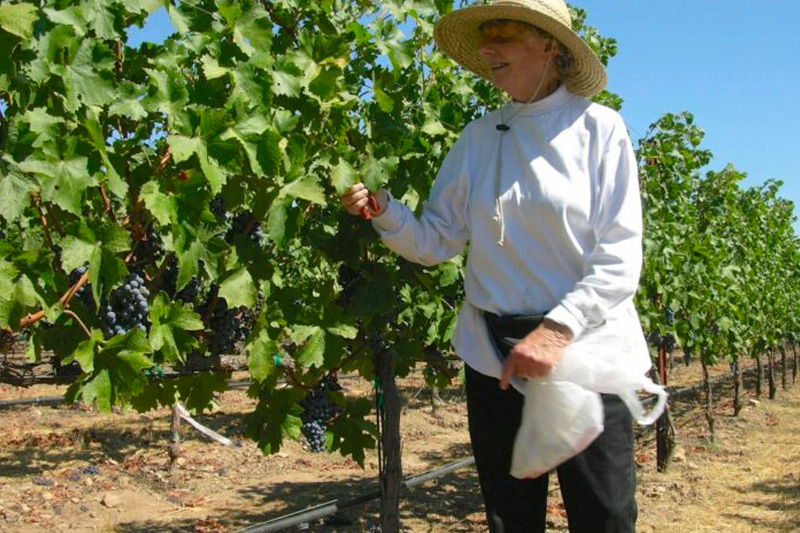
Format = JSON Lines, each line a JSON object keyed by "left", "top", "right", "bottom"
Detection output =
{"left": 101, "top": 492, "right": 121, "bottom": 508}
{"left": 176, "top": 457, "right": 186, "bottom": 466}
{"left": 83, "top": 478, "right": 94, "bottom": 488}
{"left": 748, "top": 399, "right": 760, "bottom": 407}
{"left": 42, "top": 492, "right": 54, "bottom": 502}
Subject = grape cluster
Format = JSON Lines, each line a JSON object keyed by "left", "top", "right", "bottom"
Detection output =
{"left": 139, "top": 226, "right": 165, "bottom": 263}
{"left": 226, "top": 211, "right": 265, "bottom": 247}
{"left": 210, "top": 194, "right": 227, "bottom": 220}
{"left": 199, "top": 297, "right": 250, "bottom": 356}
{"left": 336, "top": 264, "right": 358, "bottom": 307}
{"left": 299, "top": 376, "right": 342, "bottom": 453}
{"left": 100, "top": 273, "right": 150, "bottom": 338}
{"left": 176, "top": 277, "right": 202, "bottom": 303}
{"left": 683, "top": 346, "right": 692, "bottom": 366}
{"left": 302, "top": 420, "right": 326, "bottom": 453}
{"left": 159, "top": 260, "right": 201, "bottom": 303}
{"left": 69, "top": 266, "right": 94, "bottom": 309}
{"left": 52, "top": 356, "right": 82, "bottom": 377}
{"left": 647, "top": 331, "right": 676, "bottom": 352}
{"left": 663, "top": 334, "right": 676, "bottom": 353}
{"left": 664, "top": 307, "right": 675, "bottom": 326}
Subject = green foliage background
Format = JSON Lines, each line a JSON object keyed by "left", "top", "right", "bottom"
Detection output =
{"left": 1, "top": 0, "right": 797, "bottom": 462}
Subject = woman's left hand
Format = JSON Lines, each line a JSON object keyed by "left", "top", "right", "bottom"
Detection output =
{"left": 499, "top": 319, "right": 573, "bottom": 390}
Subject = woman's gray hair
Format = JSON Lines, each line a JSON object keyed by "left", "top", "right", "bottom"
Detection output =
{"left": 479, "top": 19, "right": 577, "bottom": 80}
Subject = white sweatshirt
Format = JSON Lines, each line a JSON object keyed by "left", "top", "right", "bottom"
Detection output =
{"left": 372, "top": 84, "right": 651, "bottom": 389}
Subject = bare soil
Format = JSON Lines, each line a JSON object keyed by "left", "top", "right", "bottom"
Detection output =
{"left": 0, "top": 360, "right": 798, "bottom": 533}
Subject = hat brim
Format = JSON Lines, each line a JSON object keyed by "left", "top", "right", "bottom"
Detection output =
{"left": 433, "top": 3, "right": 607, "bottom": 98}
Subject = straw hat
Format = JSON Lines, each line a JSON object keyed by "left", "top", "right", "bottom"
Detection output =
{"left": 433, "top": 0, "right": 607, "bottom": 98}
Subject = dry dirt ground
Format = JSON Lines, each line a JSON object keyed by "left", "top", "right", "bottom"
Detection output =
{"left": 0, "top": 362, "right": 798, "bottom": 533}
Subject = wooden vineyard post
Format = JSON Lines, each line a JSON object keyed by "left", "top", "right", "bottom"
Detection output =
{"left": 701, "top": 359, "right": 715, "bottom": 443}
{"left": 375, "top": 343, "right": 402, "bottom": 532}
{"left": 779, "top": 345, "right": 787, "bottom": 390}
{"left": 652, "top": 347, "right": 675, "bottom": 472}
{"left": 755, "top": 352, "right": 763, "bottom": 398}
{"left": 732, "top": 358, "right": 743, "bottom": 416}
{"left": 169, "top": 403, "right": 181, "bottom": 472}
{"left": 768, "top": 349, "right": 777, "bottom": 400}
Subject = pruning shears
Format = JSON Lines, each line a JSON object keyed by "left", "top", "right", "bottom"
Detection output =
{"left": 360, "top": 192, "right": 380, "bottom": 221}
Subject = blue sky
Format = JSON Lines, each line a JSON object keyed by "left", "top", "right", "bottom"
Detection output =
{"left": 579, "top": 0, "right": 800, "bottom": 232}
{"left": 130, "top": 2, "right": 800, "bottom": 233}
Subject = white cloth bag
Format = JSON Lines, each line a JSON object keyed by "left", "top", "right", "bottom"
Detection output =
{"left": 509, "top": 350, "right": 668, "bottom": 479}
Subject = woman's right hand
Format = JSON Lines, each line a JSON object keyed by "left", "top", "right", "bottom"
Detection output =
{"left": 341, "top": 183, "right": 388, "bottom": 218}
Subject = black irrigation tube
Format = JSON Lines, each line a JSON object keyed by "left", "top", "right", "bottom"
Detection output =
{"left": 242, "top": 365, "right": 775, "bottom": 532}
{"left": 236, "top": 457, "right": 477, "bottom": 533}
{"left": 0, "top": 395, "right": 65, "bottom": 409}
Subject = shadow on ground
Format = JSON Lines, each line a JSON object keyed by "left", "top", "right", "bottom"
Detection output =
{"left": 111, "top": 467, "right": 485, "bottom": 533}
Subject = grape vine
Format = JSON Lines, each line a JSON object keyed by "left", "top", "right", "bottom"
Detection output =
{"left": 0, "top": 0, "right": 796, "bottom": 467}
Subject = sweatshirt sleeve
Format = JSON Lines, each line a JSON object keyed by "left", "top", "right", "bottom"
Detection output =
{"left": 546, "top": 118, "right": 643, "bottom": 339}
{"left": 370, "top": 133, "right": 471, "bottom": 266}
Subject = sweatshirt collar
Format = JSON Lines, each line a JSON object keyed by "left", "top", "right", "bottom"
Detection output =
{"left": 506, "top": 83, "right": 570, "bottom": 116}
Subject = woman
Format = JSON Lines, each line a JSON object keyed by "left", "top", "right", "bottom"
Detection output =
{"left": 342, "top": 1, "right": 649, "bottom": 531}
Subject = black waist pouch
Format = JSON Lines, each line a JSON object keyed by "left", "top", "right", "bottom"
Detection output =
{"left": 484, "top": 311, "right": 547, "bottom": 360}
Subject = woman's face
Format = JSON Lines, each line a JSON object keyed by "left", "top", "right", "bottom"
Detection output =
{"left": 477, "top": 21, "right": 559, "bottom": 102}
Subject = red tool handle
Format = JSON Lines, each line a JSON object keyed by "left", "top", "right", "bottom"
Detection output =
{"left": 360, "top": 193, "right": 380, "bottom": 221}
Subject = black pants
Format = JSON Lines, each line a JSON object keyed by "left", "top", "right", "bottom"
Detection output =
{"left": 465, "top": 364, "right": 637, "bottom": 533}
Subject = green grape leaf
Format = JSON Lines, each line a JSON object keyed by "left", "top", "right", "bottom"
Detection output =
{"left": 0, "top": 171, "right": 35, "bottom": 223}
{"left": 296, "top": 327, "right": 326, "bottom": 368}
{"left": 361, "top": 149, "right": 399, "bottom": 192}
{"left": 149, "top": 294, "right": 204, "bottom": 365}
{"left": 245, "top": 328, "right": 278, "bottom": 383}
{"left": 201, "top": 55, "right": 230, "bottom": 80}
{"left": 280, "top": 174, "right": 326, "bottom": 205}
{"left": 174, "top": 372, "right": 229, "bottom": 414}
{"left": 18, "top": 155, "right": 96, "bottom": 216}
{"left": 140, "top": 181, "right": 177, "bottom": 226}
{"left": 0, "top": 3, "right": 38, "bottom": 39}
{"left": 84, "top": 108, "right": 127, "bottom": 198}
{"left": 330, "top": 159, "right": 357, "bottom": 195}
{"left": 218, "top": 267, "right": 257, "bottom": 309}
{"left": 67, "top": 330, "right": 153, "bottom": 412}
{"left": 65, "top": 329, "right": 104, "bottom": 374}
{"left": 328, "top": 398, "right": 377, "bottom": 467}
{"left": 245, "top": 385, "right": 305, "bottom": 454}
{"left": 167, "top": 135, "right": 226, "bottom": 193}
